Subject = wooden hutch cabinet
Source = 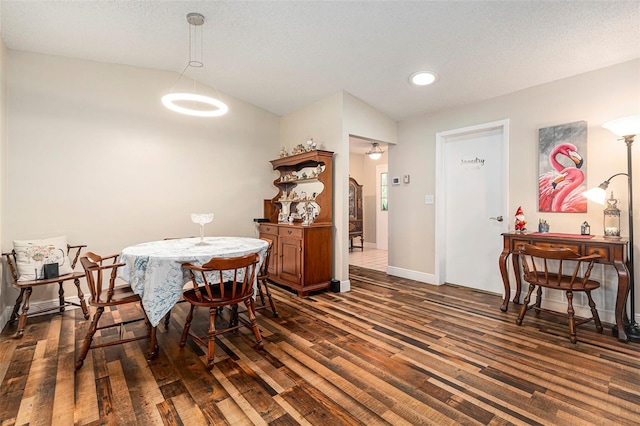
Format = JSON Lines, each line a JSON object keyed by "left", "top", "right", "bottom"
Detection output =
{"left": 259, "top": 150, "right": 334, "bottom": 297}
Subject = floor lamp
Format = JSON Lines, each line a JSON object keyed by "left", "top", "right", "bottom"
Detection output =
{"left": 583, "top": 115, "right": 640, "bottom": 343}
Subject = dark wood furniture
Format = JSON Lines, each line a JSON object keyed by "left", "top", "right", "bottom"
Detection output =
{"left": 3, "top": 244, "right": 89, "bottom": 339}
{"left": 76, "top": 252, "right": 158, "bottom": 370}
{"left": 516, "top": 243, "right": 603, "bottom": 343}
{"left": 349, "top": 177, "right": 363, "bottom": 251}
{"left": 180, "top": 253, "right": 262, "bottom": 370}
{"left": 499, "top": 232, "right": 630, "bottom": 341}
{"left": 255, "top": 238, "right": 278, "bottom": 317}
{"left": 260, "top": 150, "right": 334, "bottom": 297}
{"left": 259, "top": 223, "right": 333, "bottom": 297}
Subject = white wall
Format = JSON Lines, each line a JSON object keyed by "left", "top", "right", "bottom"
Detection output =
{"left": 3, "top": 51, "right": 280, "bottom": 314}
{"left": 280, "top": 92, "right": 345, "bottom": 284}
{"left": 393, "top": 59, "right": 640, "bottom": 323}
{"left": 0, "top": 36, "right": 7, "bottom": 323}
{"left": 343, "top": 93, "right": 396, "bottom": 274}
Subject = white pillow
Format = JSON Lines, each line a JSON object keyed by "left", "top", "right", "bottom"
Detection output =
{"left": 13, "top": 236, "right": 74, "bottom": 282}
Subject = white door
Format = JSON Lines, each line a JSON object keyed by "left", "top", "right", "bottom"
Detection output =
{"left": 436, "top": 120, "right": 509, "bottom": 294}
{"left": 375, "top": 164, "right": 388, "bottom": 250}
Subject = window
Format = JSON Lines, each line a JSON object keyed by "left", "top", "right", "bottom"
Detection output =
{"left": 381, "top": 172, "right": 388, "bottom": 211}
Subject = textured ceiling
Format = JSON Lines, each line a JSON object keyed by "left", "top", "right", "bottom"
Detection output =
{"left": 1, "top": 1, "right": 639, "bottom": 123}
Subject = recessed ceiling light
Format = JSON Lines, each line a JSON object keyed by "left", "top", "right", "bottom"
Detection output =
{"left": 410, "top": 71, "right": 438, "bottom": 86}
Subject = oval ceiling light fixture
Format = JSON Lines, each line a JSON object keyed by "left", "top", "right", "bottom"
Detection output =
{"left": 409, "top": 71, "right": 439, "bottom": 86}
{"left": 162, "top": 93, "right": 229, "bottom": 117}
{"left": 162, "top": 13, "right": 228, "bottom": 117}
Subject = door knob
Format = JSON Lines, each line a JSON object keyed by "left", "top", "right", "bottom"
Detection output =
{"left": 490, "top": 216, "right": 504, "bottom": 222}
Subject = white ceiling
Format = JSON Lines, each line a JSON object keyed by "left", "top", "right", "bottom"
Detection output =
{"left": 1, "top": 1, "right": 639, "bottom": 125}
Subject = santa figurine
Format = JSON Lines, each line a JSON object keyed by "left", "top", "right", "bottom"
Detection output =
{"left": 514, "top": 206, "right": 527, "bottom": 232}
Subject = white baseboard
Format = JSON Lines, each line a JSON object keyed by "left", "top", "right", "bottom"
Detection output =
{"left": 340, "top": 279, "right": 351, "bottom": 292}
{"left": 386, "top": 265, "right": 438, "bottom": 285}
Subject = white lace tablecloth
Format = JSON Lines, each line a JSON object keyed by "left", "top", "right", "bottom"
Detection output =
{"left": 117, "top": 237, "right": 268, "bottom": 327}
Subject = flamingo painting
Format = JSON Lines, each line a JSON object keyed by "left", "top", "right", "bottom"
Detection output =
{"left": 538, "top": 121, "right": 588, "bottom": 213}
{"left": 538, "top": 142, "right": 585, "bottom": 212}
{"left": 550, "top": 167, "right": 587, "bottom": 212}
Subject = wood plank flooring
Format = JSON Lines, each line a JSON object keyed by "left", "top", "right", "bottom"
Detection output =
{"left": 1, "top": 265, "right": 639, "bottom": 425}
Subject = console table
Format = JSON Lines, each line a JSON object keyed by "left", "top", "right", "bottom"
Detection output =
{"left": 499, "top": 232, "right": 630, "bottom": 341}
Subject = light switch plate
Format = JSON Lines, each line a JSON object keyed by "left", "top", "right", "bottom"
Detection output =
{"left": 403, "top": 175, "right": 410, "bottom": 184}
{"left": 425, "top": 195, "right": 434, "bottom": 204}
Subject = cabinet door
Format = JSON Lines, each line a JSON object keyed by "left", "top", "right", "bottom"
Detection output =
{"left": 279, "top": 237, "right": 302, "bottom": 284}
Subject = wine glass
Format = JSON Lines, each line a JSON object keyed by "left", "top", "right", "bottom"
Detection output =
{"left": 191, "top": 213, "right": 214, "bottom": 246}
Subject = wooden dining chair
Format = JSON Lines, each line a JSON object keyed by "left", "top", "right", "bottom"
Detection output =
{"left": 254, "top": 238, "right": 279, "bottom": 317}
{"left": 516, "top": 244, "right": 603, "bottom": 343}
{"left": 75, "top": 252, "right": 158, "bottom": 370}
{"left": 3, "top": 244, "right": 89, "bottom": 339}
{"left": 180, "top": 253, "right": 262, "bottom": 370}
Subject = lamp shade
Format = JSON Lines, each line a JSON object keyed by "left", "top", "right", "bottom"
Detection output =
{"left": 603, "top": 115, "right": 640, "bottom": 137}
{"left": 581, "top": 183, "right": 608, "bottom": 204}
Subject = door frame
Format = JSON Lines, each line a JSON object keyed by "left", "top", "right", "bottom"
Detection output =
{"left": 434, "top": 119, "right": 510, "bottom": 285}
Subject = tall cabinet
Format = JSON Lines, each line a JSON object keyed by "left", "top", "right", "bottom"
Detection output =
{"left": 259, "top": 150, "right": 334, "bottom": 297}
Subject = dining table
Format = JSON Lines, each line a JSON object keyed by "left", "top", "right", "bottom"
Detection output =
{"left": 117, "top": 236, "right": 269, "bottom": 328}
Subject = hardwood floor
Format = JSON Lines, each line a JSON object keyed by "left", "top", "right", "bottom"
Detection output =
{"left": 1, "top": 265, "right": 639, "bottom": 425}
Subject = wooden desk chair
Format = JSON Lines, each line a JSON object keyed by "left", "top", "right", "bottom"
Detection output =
{"left": 255, "top": 238, "right": 278, "bottom": 317}
{"left": 180, "top": 253, "right": 262, "bottom": 370}
{"left": 516, "top": 244, "right": 603, "bottom": 343}
{"left": 75, "top": 252, "right": 158, "bottom": 370}
{"left": 3, "top": 244, "right": 89, "bottom": 339}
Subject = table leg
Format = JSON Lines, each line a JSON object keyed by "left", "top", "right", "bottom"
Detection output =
{"left": 499, "top": 249, "right": 511, "bottom": 312}
{"left": 613, "top": 261, "right": 629, "bottom": 342}
{"left": 146, "top": 325, "right": 159, "bottom": 360}
{"left": 511, "top": 252, "right": 522, "bottom": 304}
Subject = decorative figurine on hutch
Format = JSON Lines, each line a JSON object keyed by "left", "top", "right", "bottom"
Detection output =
{"left": 279, "top": 147, "right": 288, "bottom": 158}
{"left": 514, "top": 206, "right": 527, "bottom": 232}
{"left": 306, "top": 138, "right": 316, "bottom": 151}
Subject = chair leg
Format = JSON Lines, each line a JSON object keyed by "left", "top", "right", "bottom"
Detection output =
{"left": 516, "top": 284, "right": 536, "bottom": 326}
{"left": 76, "top": 307, "right": 104, "bottom": 370}
{"left": 257, "top": 280, "right": 266, "bottom": 306}
{"left": 244, "top": 298, "right": 263, "bottom": 350}
{"left": 9, "top": 288, "right": 25, "bottom": 323}
{"left": 262, "top": 279, "right": 279, "bottom": 317}
{"left": 534, "top": 287, "right": 543, "bottom": 316}
{"left": 566, "top": 291, "right": 577, "bottom": 343}
{"left": 586, "top": 291, "right": 603, "bottom": 333}
{"left": 180, "top": 304, "right": 196, "bottom": 348}
{"left": 229, "top": 304, "right": 239, "bottom": 329}
{"left": 207, "top": 307, "right": 218, "bottom": 370}
{"left": 58, "top": 282, "right": 66, "bottom": 313}
{"left": 74, "top": 277, "right": 90, "bottom": 320}
{"left": 12, "top": 287, "right": 32, "bottom": 339}
{"left": 163, "top": 309, "right": 171, "bottom": 330}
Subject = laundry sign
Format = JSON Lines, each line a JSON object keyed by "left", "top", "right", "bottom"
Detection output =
{"left": 460, "top": 157, "right": 486, "bottom": 170}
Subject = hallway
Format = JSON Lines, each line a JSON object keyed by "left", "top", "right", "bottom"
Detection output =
{"left": 348, "top": 247, "right": 388, "bottom": 272}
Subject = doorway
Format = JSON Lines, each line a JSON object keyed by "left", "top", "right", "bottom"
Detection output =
{"left": 348, "top": 136, "right": 389, "bottom": 271}
{"left": 435, "top": 119, "right": 509, "bottom": 294}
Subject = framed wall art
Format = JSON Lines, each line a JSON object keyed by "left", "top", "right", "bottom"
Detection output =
{"left": 538, "top": 121, "right": 587, "bottom": 213}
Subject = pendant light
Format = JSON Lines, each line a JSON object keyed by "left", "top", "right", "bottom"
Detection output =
{"left": 162, "top": 13, "right": 228, "bottom": 117}
{"left": 366, "top": 143, "right": 385, "bottom": 160}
